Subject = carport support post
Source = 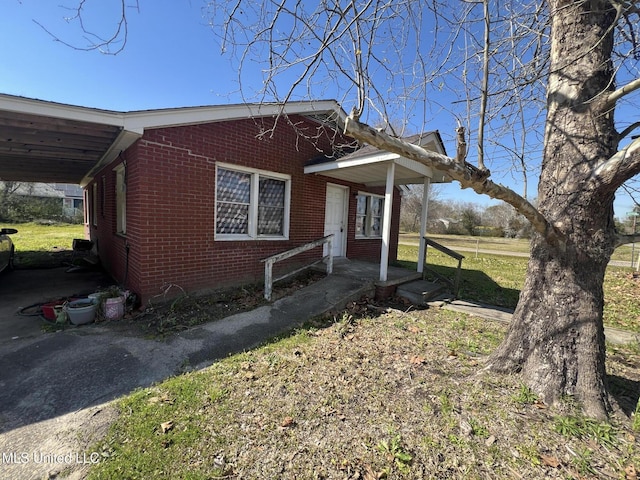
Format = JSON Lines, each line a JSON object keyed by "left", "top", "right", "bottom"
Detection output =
{"left": 380, "top": 161, "right": 396, "bottom": 282}
{"left": 417, "top": 176, "right": 431, "bottom": 274}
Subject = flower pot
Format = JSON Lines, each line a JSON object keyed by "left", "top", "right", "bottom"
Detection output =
{"left": 42, "top": 299, "right": 79, "bottom": 320}
{"left": 65, "top": 299, "right": 98, "bottom": 325}
{"left": 104, "top": 296, "right": 125, "bottom": 320}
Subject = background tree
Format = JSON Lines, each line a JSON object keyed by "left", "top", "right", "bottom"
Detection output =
{"left": 0, "top": 181, "right": 67, "bottom": 222}
{"left": 52, "top": 0, "right": 640, "bottom": 419}
{"left": 460, "top": 205, "right": 482, "bottom": 236}
{"left": 0, "top": 181, "right": 21, "bottom": 221}
{"left": 399, "top": 184, "right": 440, "bottom": 232}
{"left": 483, "top": 202, "right": 530, "bottom": 237}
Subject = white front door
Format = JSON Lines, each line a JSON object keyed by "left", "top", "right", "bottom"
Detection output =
{"left": 324, "top": 184, "right": 347, "bottom": 257}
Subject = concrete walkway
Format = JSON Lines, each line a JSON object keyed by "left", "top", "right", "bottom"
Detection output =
{"left": 430, "top": 298, "right": 640, "bottom": 345}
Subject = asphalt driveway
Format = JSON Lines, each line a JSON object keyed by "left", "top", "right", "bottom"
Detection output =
{"left": 0, "top": 267, "right": 113, "bottom": 343}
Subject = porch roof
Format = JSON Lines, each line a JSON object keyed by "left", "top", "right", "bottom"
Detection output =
{"left": 304, "top": 131, "right": 451, "bottom": 186}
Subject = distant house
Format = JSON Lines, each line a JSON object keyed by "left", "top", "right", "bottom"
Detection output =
{"left": 51, "top": 183, "right": 84, "bottom": 218}
{"left": 0, "top": 95, "right": 450, "bottom": 304}
{"left": 11, "top": 182, "right": 65, "bottom": 200}
{"left": 1, "top": 182, "right": 83, "bottom": 221}
{"left": 0, "top": 182, "right": 65, "bottom": 221}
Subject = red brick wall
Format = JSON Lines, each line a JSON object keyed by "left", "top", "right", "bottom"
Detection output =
{"left": 87, "top": 115, "right": 401, "bottom": 303}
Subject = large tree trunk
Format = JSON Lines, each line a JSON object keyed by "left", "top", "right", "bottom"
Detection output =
{"left": 486, "top": 0, "right": 618, "bottom": 419}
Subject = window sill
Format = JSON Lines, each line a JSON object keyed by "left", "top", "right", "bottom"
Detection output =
{"left": 215, "top": 235, "right": 289, "bottom": 242}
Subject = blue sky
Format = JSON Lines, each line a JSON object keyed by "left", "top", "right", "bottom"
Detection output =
{"left": 1, "top": 1, "right": 637, "bottom": 217}
{"left": 1, "top": 1, "right": 237, "bottom": 110}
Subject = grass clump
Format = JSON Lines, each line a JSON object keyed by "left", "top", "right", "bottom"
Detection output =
{"left": 376, "top": 434, "right": 413, "bottom": 474}
{"left": 554, "top": 415, "right": 618, "bottom": 448}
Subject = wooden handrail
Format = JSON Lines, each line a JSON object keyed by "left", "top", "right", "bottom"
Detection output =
{"left": 260, "top": 234, "right": 334, "bottom": 301}
{"left": 422, "top": 236, "right": 465, "bottom": 297}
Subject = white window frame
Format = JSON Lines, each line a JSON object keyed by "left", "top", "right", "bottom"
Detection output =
{"left": 215, "top": 162, "right": 291, "bottom": 241}
{"left": 355, "top": 192, "right": 384, "bottom": 239}
{"left": 115, "top": 164, "right": 127, "bottom": 235}
{"left": 91, "top": 183, "right": 98, "bottom": 227}
{"left": 83, "top": 189, "right": 89, "bottom": 226}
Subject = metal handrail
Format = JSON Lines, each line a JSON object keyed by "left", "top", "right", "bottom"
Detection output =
{"left": 260, "top": 234, "right": 334, "bottom": 301}
{"left": 422, "top": 236, "right": 465, "bottom": 297}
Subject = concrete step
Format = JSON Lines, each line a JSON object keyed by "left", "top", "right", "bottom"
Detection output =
{"left": 397, "top": 279, "right": 448, "bottom": 305}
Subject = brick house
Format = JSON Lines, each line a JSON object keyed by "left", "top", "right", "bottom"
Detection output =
{"left": 0, "top": 95, "right": 449, "bottom": 304}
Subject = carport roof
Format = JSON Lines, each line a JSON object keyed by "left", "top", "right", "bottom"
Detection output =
{"left": 0, "top": 95, "right": 126, "bottom": 185}
{"left": 0, "top": 94, "right": 345, "bottom": 187}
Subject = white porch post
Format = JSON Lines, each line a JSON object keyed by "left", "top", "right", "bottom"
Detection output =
{"left": 417, "top": 176, "right": 431, "bottom": 273}
{"left": 380, "top": 161, "right": 396, "bottom": 282}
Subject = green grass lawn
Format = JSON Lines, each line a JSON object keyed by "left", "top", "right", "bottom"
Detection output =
{"left": 5, "top": 222, "right": 85, "bottom": 268}
{"left": 396, "top": 243, "right": 640, "bottom": 333}
{"left": 83, "top": 309, "right": 640, "bottom": 480}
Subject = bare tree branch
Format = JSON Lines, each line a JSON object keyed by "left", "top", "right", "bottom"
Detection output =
{"left": 592, "top": 136, "right": 640, "bottom": 189}
{"left": 603, "top": 76, "right": 640, "bottom": 110}
{"left": 618, "top": 120, "right": 640, "bottom": 141}
{"left": 33, "top": 0, "right": 138, "bottom": 54}
{"left": 343, "top": 113, "right": 561, "bottom": 246}
{"left": 476, "top": 0, "right": 490, "bottom": 172}
{"left": 615, "top": 232, "right": 640, "bottom": 248}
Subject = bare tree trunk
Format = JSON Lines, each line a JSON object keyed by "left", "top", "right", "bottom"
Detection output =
{"left": 486, "top": 0, "right": 618, "bottom": 419}
{"left": 488, "top": 216, "right": 614, "bottom": 419}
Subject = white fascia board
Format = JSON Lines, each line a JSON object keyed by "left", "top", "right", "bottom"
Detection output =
{"left": 304, "top": 152, "right": 398, "bottom": 175}
{"left": 123, "top": 99, "right": 345, "bottom": 131}
{"left": 0, "top": 94, "right": 345, "bottom": 132}
{"left": 305, "top": 155, "right": 433, "bottom": 179}
{"left": 80, "top": 129, "right": 143, "bottom": 186}
{"left": 0, "top": 93, "right": 125, "bottom": 127}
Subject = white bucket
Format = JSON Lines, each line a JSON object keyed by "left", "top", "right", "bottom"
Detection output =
{"left": 104, "top": 296, "right": 125, "bottom": 320}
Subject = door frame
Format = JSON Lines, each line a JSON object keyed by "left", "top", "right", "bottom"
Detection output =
{"left": 324, "top": 183, "right": 349, "bottom": 258}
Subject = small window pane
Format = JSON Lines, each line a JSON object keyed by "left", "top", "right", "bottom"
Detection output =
{"left": 217, "top": 168, "right": 251, "bottom": 203}
{"left": 355, "top": 216, "right": 365, "bottom": 236}
{"left": 258, "top": 177, "right": 285, "bottom": 235}
{"left": 259, "top": 178, "right": 285, "bottom": 207}
{"left": 216, "top": 203, "right": 249, "bottom": 234}
{"left": 371, "top": 216, "right": 382, "bottom": 237}
{"left": 356, "top": 195, "right": 367, "bottom": 215}
{"left": 258, "top": 206, "right": 284, "bottom": 235}
{"left": 371, "top": 197, "right": 383, "bottom": 216}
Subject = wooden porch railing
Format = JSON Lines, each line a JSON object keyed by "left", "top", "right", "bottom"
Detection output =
{"left": 261, "top": 234, "right": 334, "bottom": 301}
{"left": 422, "top": 236, "right": 465, "bottom": 298}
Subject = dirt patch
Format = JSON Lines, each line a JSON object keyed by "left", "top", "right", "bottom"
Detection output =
{"left": 15, "top": 249, "right": 78, "bottom": 269}
{"left": 89, "top": 270, "right": 328, "bottom": 338}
